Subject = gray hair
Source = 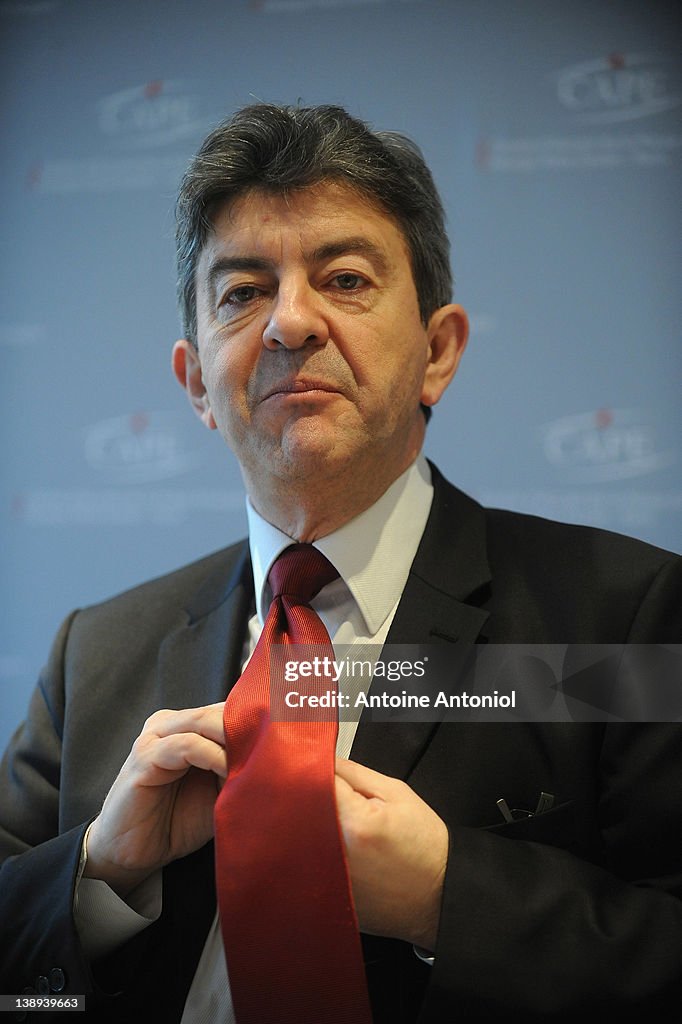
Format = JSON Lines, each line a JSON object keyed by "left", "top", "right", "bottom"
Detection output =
{"left": 175, "top": 103, "right": 453, "bottom": 347}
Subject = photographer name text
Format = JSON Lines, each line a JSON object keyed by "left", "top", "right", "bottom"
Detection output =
{"left": 283, "top": 689, "right": 516, "bottom": 709}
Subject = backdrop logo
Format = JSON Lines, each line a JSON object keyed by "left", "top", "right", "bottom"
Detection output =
{"left": 543, "top": 408, "right": 675, "bottom": 482}
{"left": 556, "top": 53, "right": 682, "bottom": 124}
{"left": 98, "top": 80, "right": 206, "bottom": 147}
{"left": 84, "top": 411, "right": 200, "bottom": 483}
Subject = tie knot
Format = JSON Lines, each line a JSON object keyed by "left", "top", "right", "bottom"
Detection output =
{"left": 268, "top": 544, "right": 339, "bottom": 605}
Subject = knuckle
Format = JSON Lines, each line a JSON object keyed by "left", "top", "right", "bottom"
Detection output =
{"left": 143, "top": 708, "right": 172, "bottom": 731}
{"left": 344, "top": 813, "right": 375, "bottom": 850}
{"left": 194, "top": 705, "right": 210, "bottom": 727}
{"left": 130, "top": 731, "right": 154, "bottom": 761}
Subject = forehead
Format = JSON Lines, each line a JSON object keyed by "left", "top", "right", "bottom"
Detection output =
{"left": 198, "top": 182, "right": 411, "bottom": 267}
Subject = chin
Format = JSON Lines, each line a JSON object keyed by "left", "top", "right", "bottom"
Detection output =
{"left": 276, "top": 422, "right": 361, "bottom": 476}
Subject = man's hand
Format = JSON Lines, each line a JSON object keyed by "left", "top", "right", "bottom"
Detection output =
{"left": 84, "top": 704, "right": 227, "bottom": 897}
{"left": 334, "top": 758, "right": 448, "bottom": 952}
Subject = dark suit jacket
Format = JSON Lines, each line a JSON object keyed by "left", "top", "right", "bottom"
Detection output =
{"left": 1, "top": 466, "right": 681, "bottom": 1022}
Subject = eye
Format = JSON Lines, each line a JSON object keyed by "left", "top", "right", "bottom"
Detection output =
{"left": 331, "top": 272, "right": 366, "bottom": 291}
{"left": 223, "top": 284, "right": 262, "bottom": 306}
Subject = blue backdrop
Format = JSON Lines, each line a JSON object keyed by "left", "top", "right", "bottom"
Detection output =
{"left": 2, "top": 0, "right": 680, "bottom": 751}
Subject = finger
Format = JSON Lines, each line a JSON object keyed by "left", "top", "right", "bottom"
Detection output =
{"left": 334, "top": 774, "right": 371, "bottom": 846}
{"left": 335, "top": 757, "right": 397, "bottom": 799}
{"left": 134, "top": 732, "right": 228, "bottom": 782}
{"left": 143, "top": 704, "right": 227, "bottom": 746}
{"left": 334, "top": 771, "right": 363, "bottom": 809}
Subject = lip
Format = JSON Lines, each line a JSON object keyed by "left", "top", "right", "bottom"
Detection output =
{"left": 262, "top": 378, "right": 342, "bottom": 401}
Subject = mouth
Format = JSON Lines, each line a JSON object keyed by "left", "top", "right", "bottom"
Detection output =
{"left": 262, "top": 378, "right": 342, "bottom": 401}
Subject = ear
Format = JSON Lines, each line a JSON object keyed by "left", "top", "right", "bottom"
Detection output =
{"left": 171, "top": 339, "right": 217, "bottom": 430}
{"left": 420, "top": 304, "right": 469, "bottom": 410}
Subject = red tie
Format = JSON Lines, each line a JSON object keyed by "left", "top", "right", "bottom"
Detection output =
{"left": 214, "top": 544, "right": 372, "bottom": 1024}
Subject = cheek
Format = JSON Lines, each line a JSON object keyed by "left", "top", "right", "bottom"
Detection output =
{"left": 202, "top": 337, "right": 252, "bottom": 402}
{"left": 361, "top": 324, "right": 428, "bottom": 394}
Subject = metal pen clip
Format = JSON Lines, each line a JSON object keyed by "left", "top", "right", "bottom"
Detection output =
{"left": 496, "top": 791, "right": 555, "bottom": 823}
{"left": 535, "top": 791, "right": 554, "bottom": 815}
{"left": 496, "top": 798, "right": 514, "bottom": 824}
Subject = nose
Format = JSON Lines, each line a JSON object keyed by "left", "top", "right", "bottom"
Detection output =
{"left": 262, "top": 279, "right": 329, "bottom": 351}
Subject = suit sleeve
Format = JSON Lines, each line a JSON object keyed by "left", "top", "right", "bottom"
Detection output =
{"left": 0, "top": 613, "right": 98, "bottom": 998}
{"left": 0, "top": 614, "right": 157, "bottom": 1014}
{"left": 0, "top": 608, "right": 216, "bottom": 1023}
{"left": 420, "top": 556, "right": 682, "bottom": 1022}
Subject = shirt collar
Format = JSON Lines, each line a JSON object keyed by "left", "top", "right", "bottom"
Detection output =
{"left": 246, "top": 453, "right": 433, "bottom": 634}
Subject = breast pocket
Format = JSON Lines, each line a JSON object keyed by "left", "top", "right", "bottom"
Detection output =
{"left": 483, "top": 799, "right": 577, "bottom": 851}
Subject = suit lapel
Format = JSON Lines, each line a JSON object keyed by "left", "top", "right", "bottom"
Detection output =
{"left": 350, "top": 466, "right": 492, "bottom": 780}
{"left": 154, "top": 542, "right": 254, "bottom": 712}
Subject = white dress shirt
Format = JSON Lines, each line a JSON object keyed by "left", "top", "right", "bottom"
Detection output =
{"left": 75, "top": 454, "right": 434, "bottom": 1024}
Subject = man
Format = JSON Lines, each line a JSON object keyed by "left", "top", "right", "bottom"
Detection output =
{"left": 1, "top": 104, "right": 680, "bottom": 1022}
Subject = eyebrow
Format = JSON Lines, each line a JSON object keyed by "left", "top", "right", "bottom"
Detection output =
{"left": 305, "top": 237, "right": 389, "bottom": 274}
{"left": 203, "top": 236, "right": 390, "bottom": 302}
{"left": 205, "top": 256, "right": 272, "bottom": 301}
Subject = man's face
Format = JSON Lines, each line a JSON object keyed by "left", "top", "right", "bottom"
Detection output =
{"left": 174, "top": 181, "right": 466, "bottom": 504}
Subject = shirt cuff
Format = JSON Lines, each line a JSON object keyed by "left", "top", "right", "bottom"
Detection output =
{"left": 73, "top": 824, "right": 162, "bottom": 961}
